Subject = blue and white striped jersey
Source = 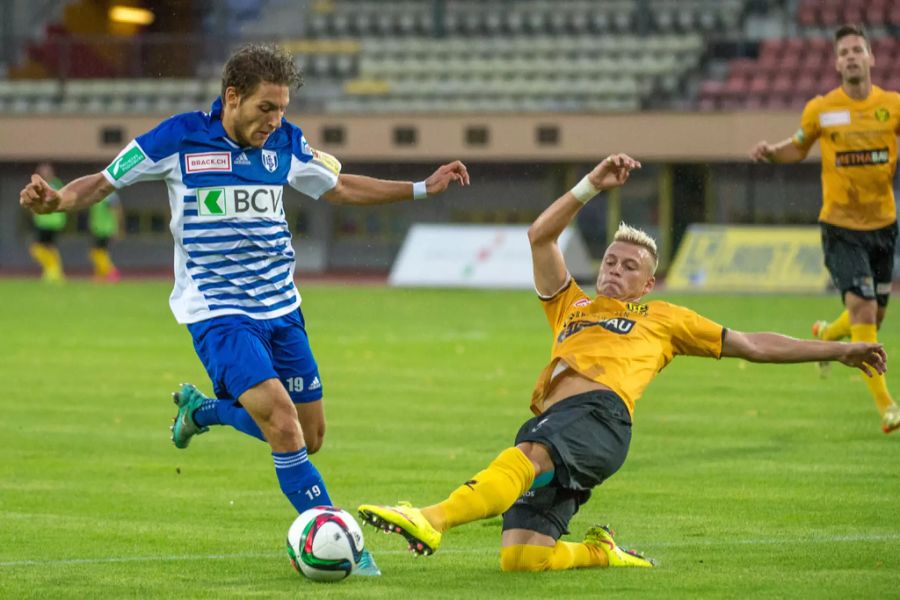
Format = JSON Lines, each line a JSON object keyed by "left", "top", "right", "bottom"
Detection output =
{"left": 101, "top": 97, "right": 340, "bottom": 324}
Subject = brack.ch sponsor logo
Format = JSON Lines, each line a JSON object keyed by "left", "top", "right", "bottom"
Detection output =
{"left": 185, "top": 152, "right": 232, "bottom": 173}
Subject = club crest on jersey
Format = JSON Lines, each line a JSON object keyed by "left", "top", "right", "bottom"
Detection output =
{"left": 625, "top": 302, "right": 648, "bottom": 316}
{"left": 261, "top": 149, "right": 278, "bottom": 173}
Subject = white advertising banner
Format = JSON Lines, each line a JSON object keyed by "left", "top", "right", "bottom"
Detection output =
{"left": 389, "top": 224, "right": 594, "bottom": 289}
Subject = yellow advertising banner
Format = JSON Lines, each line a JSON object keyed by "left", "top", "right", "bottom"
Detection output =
{"left": 667, "top": 225, "right": 830, "bottom": 293}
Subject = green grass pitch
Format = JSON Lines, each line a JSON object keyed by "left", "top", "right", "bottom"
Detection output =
{"left": 1, "top": 279, "right": 898, "bottom": 599}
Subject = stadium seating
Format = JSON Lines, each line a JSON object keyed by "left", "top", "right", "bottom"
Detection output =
{"left": 264, "top": 0, "right": 746, "bottom": 38}
{"left": 246, "top": 0, "right": 733, "bottom": 113}
{"left": 696, "top": 0, "right": 900, "bottom": 111}
{"left": 324, "top": 33, "right": 701, "bottom": 113}
{"left": 6, "top": 0, "right": 898, "bottom": 115}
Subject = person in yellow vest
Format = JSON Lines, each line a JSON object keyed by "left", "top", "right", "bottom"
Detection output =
{"left": 358, "top": 155, "right": 887, "bottom": 573}
{"left": 88, "top": 192, "right": 123, "bottom": 282}
{"left": 750, "top": 24, "right": 900, "bottom": 434}
{"left": 29, "top": 163, "right": 66, "bottom": 283}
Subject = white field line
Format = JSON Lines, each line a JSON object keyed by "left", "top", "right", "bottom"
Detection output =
{"left": 1, "top": 532, "right": 899, "bottom": 568}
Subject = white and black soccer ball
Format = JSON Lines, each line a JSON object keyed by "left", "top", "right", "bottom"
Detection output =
{"left": 286, "top": 506, "right": 365, "bottom": 582}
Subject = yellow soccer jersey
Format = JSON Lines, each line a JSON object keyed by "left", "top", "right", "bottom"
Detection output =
{"left": 531, "top": 280, "right": 724, "bottom": 417}
{"left": 792, "top": 85, "right": 900, "bottom": 231}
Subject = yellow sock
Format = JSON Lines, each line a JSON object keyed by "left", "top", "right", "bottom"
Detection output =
{"left": 500, "top": 542, "right": 608, "bottom": 572}
{"left": 90, "top": 248, "right": 112, "bottom": 277}
{"left": 422, "top": 447, "right": 534, "bottom": 532}
{"left": 29, "top": 243, "right": 52, "bottom": 269}
{"left": 823, "top": 310, "right": 851, "bottom": 341}
{"left": 31, "top": 243, "right": 63, "bottom": 281}
{"left": 45, "top": 247, "right": 63, "bottom": 281}
{"left": 850, "top": 323, "right": 894, "bottom": 415}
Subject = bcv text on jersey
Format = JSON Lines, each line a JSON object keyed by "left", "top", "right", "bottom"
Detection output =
{"left": 197, "top": 185, "right": 284, "bottom": 218}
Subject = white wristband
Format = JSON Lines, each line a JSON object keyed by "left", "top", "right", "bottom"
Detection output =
{"left": 412, "top": 180, "right": 428, "bottom": 200}
{"left": 570, "top": 175, "right": 601, "bottom": 204}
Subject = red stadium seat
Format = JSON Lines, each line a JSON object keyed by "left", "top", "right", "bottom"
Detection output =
{"left": 842, "top": 7, "right": 865, "bottom": 26}
{"left": 779, "top": 53, "right": 801, "bottom": 74}
{"left": 771, "top": 74, "right": 793, "bottom": 95}
{"left": 699, "top": 79, "right": 725, "bottom": 97}
{"left": 784, "top": 38, "right": 804, "bottom": 56}
{"left": 891, "top": 6, "right": 900, "bottom": 26}
{"left": 723, "top": 75, "right": 749, "bottom": 99}
{"left": 729, "top": 58, "right": 757, "bottom": 81}
{"left": 797, "top": 4, "right": 817, "bottom": 28}
{"left": 795, "top": 73, "right": 818, "bottom": 97}
{"left": 808, "top": 37, "right": 830, "bottom": 56}
{"left": 748, "top": 75, "right": 769, "bottom": 97}
{"left": 820, "top": 6, "right": 840, "bottom": 27}
{"left": 759, "top": 39, "right": 783, "bottom": 64}
{"left": 865, "top": 4, "right": 886, "bottom": 25}
{"left": 801, "top": 52, "right": 824, "bottom": 71}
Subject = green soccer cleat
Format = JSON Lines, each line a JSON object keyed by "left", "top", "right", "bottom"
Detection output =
{"left": 353, "top": 548, "right": 382, "bottom": 576}
{"left": 584, "top": 524, "right": 655, "bottom": 568}
{"left": 170, "top": 383, "right": 209, "bottom": 449}
{"left": 882, "top": 405, "right": 900, "bottom": 435}
{"left": 811, "top": 320, "right": 831, "bottom": 379}
{"left": 358, "top": 502, "right": 442, "bottom": 556}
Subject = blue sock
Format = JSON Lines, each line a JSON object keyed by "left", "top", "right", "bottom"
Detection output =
{"left": 273, "top": 448, "right": 332, "bottom": 513}
{"left": 194, "top": 399, "right": 265, "bottom": 442}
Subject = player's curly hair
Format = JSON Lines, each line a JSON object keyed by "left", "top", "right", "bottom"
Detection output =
{"left": 221, "top": 44, "right": 303, "bottom": 99}
{"left": 613, "top": 222, "right": 659, "bottom": 274}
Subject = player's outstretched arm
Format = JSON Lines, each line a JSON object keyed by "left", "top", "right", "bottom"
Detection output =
{"left": 19, "top": 172, "right": 114, "bottom": 214}
{"left": 322, "top": 160, "right": 470, "bottom": 206}
{"left": 528, "top": 154, "right": 641, "bottom": 296}
{"left": 722, "top": 330, "right": 887, "bottom": 377}
{"left": 749, "top": 137, "right": 807, "bottom": 164}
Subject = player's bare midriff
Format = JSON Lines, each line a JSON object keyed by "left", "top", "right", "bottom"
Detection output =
{"left": 539, "top": 368, "right": 613, "bottom": 413}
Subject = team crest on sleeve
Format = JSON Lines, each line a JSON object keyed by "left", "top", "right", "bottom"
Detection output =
{"left": 299, "top": 135, "right": 312, "bottom": 156}
{"left": 261, "top": 149, "right": 278, "bottom": 173}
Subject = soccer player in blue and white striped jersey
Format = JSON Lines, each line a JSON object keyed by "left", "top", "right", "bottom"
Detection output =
{"left": 19, "top": 45, "right": 469, "bottom": 572}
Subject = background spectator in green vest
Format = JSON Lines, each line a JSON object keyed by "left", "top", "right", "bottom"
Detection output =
{"left": 29, "top": 163, "right": 66, "bottom": 283}
{"left": 88, "top": 192, "right": 123, "bottom": 282}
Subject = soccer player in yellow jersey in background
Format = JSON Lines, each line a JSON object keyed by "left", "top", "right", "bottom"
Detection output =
{"left": 358, "top": 154, "right": 887, "bottom": 572}
{"left": 751, "top": 24, "right": 900, "bottom": 433}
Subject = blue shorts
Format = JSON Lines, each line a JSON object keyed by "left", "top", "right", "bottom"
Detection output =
{"left": 187, "top": 308, "right": 323, "bottom": 404}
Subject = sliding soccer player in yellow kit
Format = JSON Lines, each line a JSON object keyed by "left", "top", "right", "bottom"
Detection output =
{"left": 358, "top": 154, "right": 886, "bottom": 572}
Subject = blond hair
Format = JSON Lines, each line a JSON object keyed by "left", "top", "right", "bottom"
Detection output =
{"left": 612, "top": 222, "right": 659, "bottom": 274}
